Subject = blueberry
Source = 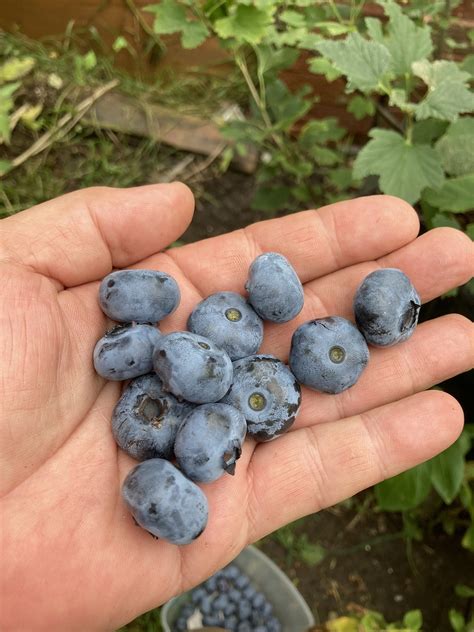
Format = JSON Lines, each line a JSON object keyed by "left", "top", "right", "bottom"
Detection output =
{"left": 99, "top": 269, "right": 180, "bottom": 323}
{"left": 353, "top": 268, "right": 421, "bottom": 347}
{"left": 213, "top": 594, "right": 229, "bottom": 611}
{"left": 112, "top": 374, "right": 194, "bottom": 461}
{"left": 223, "top": 564, "right": 241, "bottom": 580}
{"left": 238, "top": 602, "right": 252, "bottom": 620}
{"left": 180, "top": 604, "right": 194, "bottom": 618}
{"left": 252, "top": 592, "right": 266, "bottom": 609}
{"left": 225, "top": 615, "right": 239, "bottom": 630}
{"left": 254, "top": 626, "right": 268, "bottom": 632}
{"left": 224, "top": 602, "right": 236, "bottom": 615}
{"left": 188, "top": 291, "right": 264, "bottom": 360}
{"left": 267, "top": 616, "right": 282, "bottom": 632}
{"left": 121, "top": 459, "right": 208, "bottom": 545}
{"left": 205, "top": 577, "right": 218, "bottom": 592}
{"left": 201, "top": 596, "right": 213, "bottom": 614}
{"left": 243, "top": 585, "right": 256, "bottom": 600}
{"left": 153, "top": 332, "right": 233, "bottom": 403}
{"left": 234, "top": 574, "right": 250, "bottom": 590}
{"left": 174, "top": 403, "right": 247, "bottom": 483}
{"left": 93, "top": 323, "right": 161, "bottom": 381}
{"left": 237, "top": 624, "right": 252, "bottom": 632}
{"left": 289, "top": 316, "right": 369, "bottom": 394}
{"left": 191, "top": 587, "right": 207, "bottom": 604}
{"left": 221, "top": 355, "right": 301, "bottom": 442}
{"left": 229, "top": 588, "right": 242, "bottom": 603}
{"left": 217, "top": 577, "right": 230, "bottom": 592}
{"left": 203, "top": 614, "right": 221, "bottom": 626}
{"left": 174, "top": 616, "right": 186, "bottom": 631}
{"left": 261, "top": 600, "right": 273, "bottom": 617}
{"left": 245, "top": 252, "right": 304, "bottom": 323}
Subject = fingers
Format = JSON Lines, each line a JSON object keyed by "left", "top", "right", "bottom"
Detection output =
{"left": 260, "top": 226, "right": 474, "bottom": 358}
{"left": 246, "top": 390, "right": 464, "bottom": 542}
{"left": 0, "top": 183, "right": 194, "bottom": 287}
{"left": 294, "top": 314, "right": 474, "bottom": 428}
{"left": 169, "top": 195, "right": 419, "bottom": 294}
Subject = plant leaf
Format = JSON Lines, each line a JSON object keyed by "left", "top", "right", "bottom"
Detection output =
{"left": 251, "top": 185, "right": 291, "bottom": 211}
{"left": 455, "top": 584, "right": 474, "bottom": 598}
{"left": 215, "top": 5, "right": 273, "bottom": 44}
{"left": 449, "top": 609, "right": 466, "bottom": 632}
{"left": 347, "top": 95, "right": 375, "bottom": 120}
{"left": 413, "top": 60, "right": 474, "bottom": 122}
{"left": 308, "top": 57, "right": 342, "bottom": 81}
{"left": 430, "top": 438, "right": 465, "bottom": 504}
{"left": 353, "top": 129, "right": 444, "bottom": 204}
{"left": 266, "top": 79, "right": 311, "bottom": 130}
{"left": 316, "top": 33, "right": 392, "bottom": 93}
{"left": 412, "top": 119, "right": 448, "bottom": 143}
{"left": 423, "top": 174, "right": 474, "bottom": 212}
{"left": 403, "top": 609, "right": 423, "bottom": 630}
{"left": 374, "top": 461, "right": 432, "bottom": 511}
{"left": 436, "top": 118, "right": 474, "bottom": 176}
{"left": 364, "top": 17, "right": 385, "bottom": 43}
{"left": 384, "top": 1, "right": 433, "bottom": 75}
{"left": 0, "top": 57, "right": 35, "bottom": 83}
{"left": 145, "top": 0, "right": 187, "bottom": 33}
{"left": 181, "top": 21, "right": 209, "bottom": 48}
{"left": 430, "top": 212, "right": 462, "bottom": 230}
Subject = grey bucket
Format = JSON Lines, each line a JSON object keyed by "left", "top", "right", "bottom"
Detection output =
{"left": 161, "top": 544, "right": 315, "bottom": 632}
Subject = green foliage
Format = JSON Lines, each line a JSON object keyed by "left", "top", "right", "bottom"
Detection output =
{"left": 375, "top": 461, "right": 432, "bottom": 511}
{"left": 325, "top": 607, "right": 423, "bottom": 631}
{"left": 271, "top": 521, "right": 327, "bottom": 567}
{"left": 436, "top": 119, "right": 474, "bottom": 176}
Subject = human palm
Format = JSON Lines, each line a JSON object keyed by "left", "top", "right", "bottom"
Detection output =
{"left": 1, "top": 183, "right": 473, "bottom": 631}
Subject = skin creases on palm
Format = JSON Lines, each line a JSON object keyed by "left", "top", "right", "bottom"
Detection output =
{"left": 0, "top": 183, "right": 472, "bottom": 631}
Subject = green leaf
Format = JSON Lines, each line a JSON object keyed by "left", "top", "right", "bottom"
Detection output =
{"left": 308, "top": 57, "right": 342, "bottom": 81}
{"left": 311, "top": 146, "right": 339, "bottom": 166}
{"left": 266, "top": 79, "right": 311, "bottom": 130}
{"left": 82, "top": 50, "right": 97, "bottom": 71}
{"left": 430, "top": 438, "right": 465, "bottom": 504}
{"left": 251, "top": 185, "right": 291, "bottom": 211}
{"left": 403, "top": 609, "right": 423, "bottom": 630}
{"left": 353, "top": 129, "right": 444, "bottom": 204}
{"left": 412, "top": 119, "right": 448, "bottom": 144}
{"left": 374, "top": 461, "right": 432, "bottom": 511}
{"left": 280, "top": 9, "right": 306, "bottom": 28}
{"left": 347, "top": 95, "right": 375, "bottom": 120}
{"left": 316, "top": 33, "right": 392, "bottom": 93}
{"left": 364, "top": 17, "right": 385, "bottom": 43}
{"left": 112, "top": 36, "right": 129, "bottom": 52}
{"left": 436, "top": 118, "right": 474, "bottom": 176}
{"left": 384, "top": 1, "right": 433, "bottom": 75}
{"left": 328, "top": 167, "right": 353, "bottom": 190}
{"left": 0, "top": 57, "right": 35, "bottom": 83}
{"left": 0, "top": 159, "right": 12, "bottom": 176}
{"left": 467, "top": 223, "right": 474, "bottom": 240}
{"left": 297, "top": 538, "right": 327, "bottom": 566}
{"left": 449, "top": 609, "right": 466, "bottom": 632}
{"left": 461, "top": 523, "right": 474, "bottom": 552}
{"left": 431, "top": 212, "right": 462, "bottom": 230}
{"left": 299, "top": 117, "right": 345, "bottom": 145}
{"left": 423, "top": 175, "right": 474, "bottom": 213}
{"left": 181, "top": 21, "right": 209, "bottom": 48}
{"left": 145, "top": 0, "right": 186, "bottom": 33}
{"left": 461, "top": 54, "right": 474, "bottom": 78}
{"left": 413, "top": 60, "right": 474, "bottom": 122}
{"left": 214, "top": 5, "right": 273, "bottom": 44}
{"left": 256, "top": 46, "right": 300, "bottom": 75}
{"left": 0, "top": 81, "right": 21, "bottom": 107}
{"left": 455, "top": 584, "right": 474, "bottom": 598}
{"left": 316, "top": 21, "right": 353, "bottom": 36}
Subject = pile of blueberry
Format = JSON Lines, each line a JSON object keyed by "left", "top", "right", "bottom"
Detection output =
{"left": 173, "top": 563, "right": 281, "bottom": 632}
{"left": 94, "top": 253, "right": 420, "bottom": 547}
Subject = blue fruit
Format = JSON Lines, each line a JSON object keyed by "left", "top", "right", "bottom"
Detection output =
{"left": 121, "top": 458, "right": 208, "bottom": 545}
{"left": 187, "top": 291, "right": 264, "bottom": 361}
{"left": 353, "top": 268, "right": 421, "bottom": 346}
{"left": 289, "top": 316, "right": 369, "bottom": 394}
{"left": 221, "top": 355, "right": 301, "bottom": 442}
{"left": 112, "top": 374, "right": 193, "bottom": 461}
{"left": 234, "top": 574, "right": 250, "bottom": 590}
{"left": 267, "top": 617, "right": 282, "bottom": 632}
{"left": 238, "top": 602, "right": 252, "bottom": 620}
{"left": 174, "top": 404, "right": 247, "bottom": 483}
{"left": 245, "top": 252, "right": 304, "bottom": 323}
{"left": 223, "top": 564, "right": 241, "bottom": 580}
{"left": 93, "top": 323, "right": 161, "bottom": 381}
{"left": 191, "top": 587, "right": 207, "bottom": 604}
{"left": 238, "top": 624, "right": 252, "bottom": 632}
{"left": 153, "top": 332, "right": 233, "bottom": 404}
{"left": 99, "top": 269, "right": 180, "bottom": 323}
{"left": 224, "top": 615, "right": 239, "bottom": 630}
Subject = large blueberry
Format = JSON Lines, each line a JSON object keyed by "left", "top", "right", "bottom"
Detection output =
{"left": 112, "top": 374, "right": 194, "bottom": 461}
{"left": 153, "top": 332, "right": 233, "bottom": 404}
{"left": 187, "top": 291, "right": 264, "bottom": 360}
{"left": 245, "top": 252, "right": 304, "bottom": 323}
{"left": 93, "top": 323, "right": 161, "bottom": 381}
{"left": 99, "top": 269, "right": 180, "bottom": 323}
{"left": 289, "top": 316, "right": 369, "bottom": 394}
{"left": 221, "top": 355, "right": 301, "bottom": 442}
{"left": 353, "top": 268, "right": 421, "bottom": 346}
{"left": 121, "top": 458, "right": 208, "bottom": 545}
{"left": 174, "top": 403, "right": 247, "bottom": 483}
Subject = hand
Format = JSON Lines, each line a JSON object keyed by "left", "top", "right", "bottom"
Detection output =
{"left": 1, "top": 184, "right": 472, "bottom": 631}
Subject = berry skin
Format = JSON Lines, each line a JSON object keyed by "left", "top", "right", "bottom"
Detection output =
{"left": 93, "top": 323, "right": 161, "bottom": 381}
{"left": 153, "top": 331, "right": 233, "bottom": 404}
{"left": 289, "top": 316, "right": 369, "bottom": 394}
{"left": 99, "top": 269, "right": 180, "bottom": 324}
{"left": 187, "top": 291, "right": 264, "bottom": 360}
{"left": 353, "top": 268, "right": 421, "bottom": 346}
{"left": 112, "top": 374, "right": 194, "bottom": 461}
{"left": 174, "top": 403, "right": 247, "bottom": 483}
{"left": 245, "top": 252, "right": 304, "bottom": 323}
{"left": 121, "top": 458, "right": 208, "bottom": 545}
{"left": 221, "top": 355, "right": 301, "bottom": 442}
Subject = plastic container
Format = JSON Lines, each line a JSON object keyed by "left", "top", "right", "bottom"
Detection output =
{"left": 161, "top": 544, "right": 315, "bottom": 632}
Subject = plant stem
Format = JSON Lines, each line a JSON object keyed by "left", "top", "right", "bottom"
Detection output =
{"left": 328, "top": 0, "right": 345, "bottom": 24}
{"left": 405, "top": 111, "right": 414, "bottom": 144}
{"left": 125, "top": 0, "right": 166, "bottom": 54}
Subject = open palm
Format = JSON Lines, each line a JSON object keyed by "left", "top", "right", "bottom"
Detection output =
{"left": 1, "top": 183, "right": 472, "bottom": 631}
